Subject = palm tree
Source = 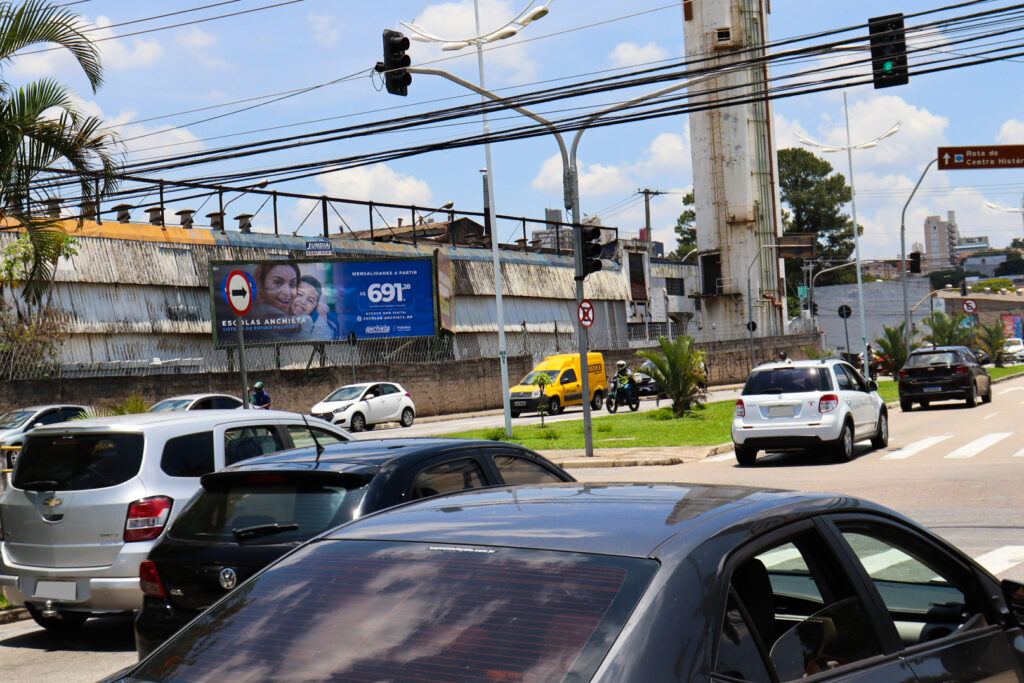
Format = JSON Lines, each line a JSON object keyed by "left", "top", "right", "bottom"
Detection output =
{"left": 873, "top": 322, "right": 909, "bottom": 377}
{"left": 0, "top": 1, "right": 120, "bottom": 306}
{"left": 975, "top": 320, "right": 1007, "bottom": 367}
{"left": 639, "top": 335, "right": 706, "bottom": 417}
{"left": 919, "top": 311, "right": 972, "bottom": 348}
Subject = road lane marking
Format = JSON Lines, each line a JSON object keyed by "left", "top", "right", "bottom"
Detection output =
{"left": 998, "top": 387, "right": 1024, "bottom": 394}
{"left": 1014, "top": 448, "right": 1024, "bottom": 458}
{"left": 944, "top": 432, "right": 1012, "bottom": 459}
{"left": 974, "top": 546, "right": 1024, "bottom": 575}
{"left": 858, "top": 549, "right": 914, "bottom": 574}
{"left": 983, "top": 412, "right": 1000, "bottom": 420}
{"left": 881, "top": 434, "right": 952, "bottom": 460}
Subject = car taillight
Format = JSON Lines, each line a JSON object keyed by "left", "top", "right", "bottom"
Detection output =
{"left": 139, "top": 560, "right": 166, "bottom": 598}
{"left": 735, "top": 399, "right": 745, "bottom": 418}
{"left": 124, "top": 496, "right": 173, "bottom": 542}
{"left": 818, "top": 394, "right": 839, "bottom": 413}
{"left": 898, "top": 370, "right": 909, "bottom": 379}
{"left": 955, "top": 365, "right": 970, "bottom": 374}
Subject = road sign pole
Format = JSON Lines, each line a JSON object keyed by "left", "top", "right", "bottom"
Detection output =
{"left": 843, "top": 317, "right": 850, "bottom": 358}
{"left": 236, "top": 314, "right": 250, "bottom": 409}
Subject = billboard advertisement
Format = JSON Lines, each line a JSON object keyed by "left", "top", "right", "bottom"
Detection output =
{"left": 210, "top": 257, "right": 437, "bottom": 345}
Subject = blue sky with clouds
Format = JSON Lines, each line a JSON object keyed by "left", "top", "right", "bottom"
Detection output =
{"left": 16, "top": 0, "right": 1024, "bottom": 256}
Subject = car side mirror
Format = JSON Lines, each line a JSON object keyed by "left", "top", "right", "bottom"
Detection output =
{"left": 1002, "top": 579, "right": 1024, "bottom": 625}
{"left": 365, "top": 394, "right": 375, "bottom": 400}
{"left": 867, "top": 380, "right": 878, "bottom": 392}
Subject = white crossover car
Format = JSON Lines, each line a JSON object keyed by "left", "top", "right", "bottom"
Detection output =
{"left": 731, "top": 358, "right": 888, "bottom": 466}
{"left": 310, "top": 382, "right": 416, "bottom": 432}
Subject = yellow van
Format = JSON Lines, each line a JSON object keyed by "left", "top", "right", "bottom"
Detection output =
{"left": 509, "top": 353, "right": 607, "bottom": 417}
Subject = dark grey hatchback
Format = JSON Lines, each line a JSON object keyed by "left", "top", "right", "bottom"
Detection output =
{"left": 898, "top": 345, "right": 992, "bottom": 410}
{"left": 133, "top": 438, "right": 573, "bottom": 658}
{"left": 114, "top": 483, "right": 1024, "bottom": 682}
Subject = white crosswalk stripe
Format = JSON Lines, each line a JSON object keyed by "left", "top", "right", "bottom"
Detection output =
{"left": 998, "top": 386, "right": 1024, "bottom": 394}
{"left": 759, "top": 546, "right": 1024, "bottom": 578}
{"left": 1013, "top": 448, "right": 1024, "bottom": 458}
{"left": 944, "top": 432, "right": 1012, "bottom": 459}
{"left": 983, "top": 412, "right": 999, "bottom": 420}
{"left": 974, "top": 547, "right": 1024, "bottom": 575}
{"left": 881, "top": 434, "right": 952, "bottom": 460}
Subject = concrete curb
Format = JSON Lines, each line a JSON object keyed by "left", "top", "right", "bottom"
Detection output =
{"left": 0, "top": 607, "right": 28, "bottom": 624}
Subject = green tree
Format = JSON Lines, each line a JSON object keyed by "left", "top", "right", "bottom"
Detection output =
{"left": 668, "top": 190, "right": 697, "bottom": 260}
{"left": 0, "top": 1, "right": 120, "bottom": 305}
{"left": 919, "top": 311, "right": 972, "bottom": 347}
{"left": 1010, "top": 238, "right": 1024, "bottom": 250}
{"left": 777, "top": 148, "right": 860, "bottom": 312}
{"left": 638, "top": 335, "right": 706, "bottom": 417}
{"left": 873, "top": 322, "right": 909, "bottom": 377}
{"left": 975, "top": 320, "right": 1007, "bottom": 367}
{"left": 928, "top": 269, "right": 982, "bottom": 291}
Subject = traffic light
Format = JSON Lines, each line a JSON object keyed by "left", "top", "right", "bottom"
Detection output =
{"left": 909, "top": 251, "right": 922, "bottom": 273}
{"left": 381, "top": 29, "right": 411, "bottom": 96}
{"left": 868, "top": 14, "right": 909, "bottom": 89}
{"left": 811, "top": 301, "right": 819, "bottom": 316}
{"left": 960, "top": 280, "right": 969, "bottom": 296}
{"left": 581, "top": 224, "right": 602, "bottom": 278}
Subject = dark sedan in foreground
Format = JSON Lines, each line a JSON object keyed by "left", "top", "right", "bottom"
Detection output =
{"left": 898, "top": 345, "right": 991, "bottom": 410}
{"left": 114, "top": 483, "right": 1024, "bottom": 682}
{"left": 133, "top": 438, "right": 574, "bottom": 658}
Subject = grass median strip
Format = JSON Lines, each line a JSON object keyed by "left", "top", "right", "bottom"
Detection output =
{"left": 439, "top": 401, "right": 734, "bottom": 450}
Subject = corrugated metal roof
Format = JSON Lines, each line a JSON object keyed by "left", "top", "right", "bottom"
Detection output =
{"left": 455, "top": 260, "right": 629, "bottom": 300}
{"left": 40, "top": 283, "right": 209, "bottom": 334}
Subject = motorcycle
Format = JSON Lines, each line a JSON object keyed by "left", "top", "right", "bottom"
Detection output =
{"left": 606, "top": 374, "right": 640, "bottom": 413}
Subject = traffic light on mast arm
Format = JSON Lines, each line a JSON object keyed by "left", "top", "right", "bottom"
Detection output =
{"left": 909, "top": 251, "right": 922, "bottom": 273}
{"left": 378, "top": 29, "right": 412, "bottom": 96}
{"left": 868, "top": 14, "right": 909, "bottom": 89}
{"left": 581, "top": 224, "right": 603, "bottom": 278}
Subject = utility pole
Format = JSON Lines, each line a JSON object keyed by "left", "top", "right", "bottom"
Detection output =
{"left": 639, "top": 188, "right": 664, "bottom": 243}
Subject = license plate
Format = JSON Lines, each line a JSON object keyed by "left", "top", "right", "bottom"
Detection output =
{"left": 924, "top": 386, "right": 941, "bottom": 392}
{"left": 35, "top": 580, "right": 76, "bottom": 600}
{"left": 513, "top": 401, "right": 526, "bottom": 407}
{"left": 768, "top": 406, "right": 794, "bottom": 417}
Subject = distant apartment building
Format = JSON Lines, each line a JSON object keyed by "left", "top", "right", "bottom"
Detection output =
{"left": 924, "top": 211, "right": 960, "bottom": 271}
{"left": 954, "top": 235, "right": 990, "bottom": 262}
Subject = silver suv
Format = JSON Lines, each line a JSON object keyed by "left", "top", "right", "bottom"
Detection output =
{"left": 731, "top": 358, "right": 888, "bottom": 466}
{"left": 0, "top": 410, "right": 350, "bottom": 631}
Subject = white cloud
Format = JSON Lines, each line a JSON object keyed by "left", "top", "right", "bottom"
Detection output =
{"left": 405, "top": 0, "right": 540, "bottom": 83}
{"left": 308, "top": 12, "right": 340, "bottom": 47}
{"left": 997, "top": 119, "right": 1024, "bottom": 144}
{"left": 639, "top": 131, "right": 691, "bottom": 176}
{"left": 300, "top": 164, "right": 434, "bottom": 231}
{"left": 178, "top": 27, "right": 229, "bottom": 69}
{"left": 609, "top": 42, "right": 670, "bottom": 69}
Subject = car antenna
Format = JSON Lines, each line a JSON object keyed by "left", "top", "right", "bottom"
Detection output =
{"left": 301, "top": 413, "right": 325, "bottom": 463}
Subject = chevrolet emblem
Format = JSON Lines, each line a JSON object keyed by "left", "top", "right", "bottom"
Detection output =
{"left": 43, "top": 497, "right": 63, "bottom": 508}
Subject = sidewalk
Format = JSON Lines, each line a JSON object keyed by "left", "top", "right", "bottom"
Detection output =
{"left": 538, "top": 443, "right": 732, "bottom": 469}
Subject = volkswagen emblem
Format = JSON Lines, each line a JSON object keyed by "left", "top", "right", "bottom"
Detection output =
{"left": 218, "top": 567, "right": 238, "bottom": 590}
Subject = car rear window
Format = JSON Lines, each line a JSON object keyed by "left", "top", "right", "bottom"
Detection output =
{"left": 168, "top": 480, "right": 370, "bottom": 544}
{"left": 131, "top": 540, "right": 658, "bottom": 682}
{"left": 743, "top": 367, "right": 829, "bottom": 395}
{"left": 905, "top": 351, "right": 959, "bottom": 367}
{"left": 13, "top": 433, "right": 144, "bottom": 491}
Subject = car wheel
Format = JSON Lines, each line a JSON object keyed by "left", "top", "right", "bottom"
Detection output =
{"left": 900, "top": 399, "right": 913, "bottom": 412}
{"left": 591, "top": 390, "right": 603, "bottom": 410}
{"left": 349, "top": 412, "right": 366, "bottom": 432}
{"left": 25, "top": 604, "right": 88, "bottom": 632}
{"left": 870, "top": 411, "right": 889, "bottom": 449}
{"left": 965, "top": 382, "right": 977, "bottom": 407}
{"left": 629, "top": 394, "right": 640, "bottom": 412}
{"left": 548, "top": 396, "right": 562, "bottom": 415}
{"left": 606, "top": 395, "right": 617, "bottom": 413}
{"left": 400, "top": 407, "right": 415, "bottom": 427}
{"left": 734, "top": 444, "right": 757, "bottom": 467}
{"left": 982, "top": 383, "right": 992, "bottom": 404}
{"left": 833, "top": 421, "right": 854, "bottom": 462}
{"left": 510, "top": 410, "right": 520, "bottom": 418}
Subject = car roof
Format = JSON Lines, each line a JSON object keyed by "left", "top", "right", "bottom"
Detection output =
{"left": 327, "top": 483, "right": 899, "bottom": 558}
{"left": 154, "top": 393, "right": 240, "bottom": 401}
{"left": 27, "top": 409, "right": 318, "bottom": 433}
{"left": 910, "top": 345, "right": 965, "bottom": 353}
{"left": 218, "top": 437, "right": 537, "bottom": 473}
{"left": 6, "top": 404, "right": 87, "bottom": 412}
{"left": 751, "top": 359, "right": 837, "bottom": 371}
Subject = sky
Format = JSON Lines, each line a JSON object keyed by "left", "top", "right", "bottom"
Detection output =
{"left": 15, "top": 0, "right": 1024, "bottom": 258}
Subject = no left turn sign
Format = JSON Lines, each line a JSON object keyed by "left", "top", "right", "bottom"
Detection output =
{"left": 578, "top": 299, "right": 595, "bottom": 328}
{"left": 224, "top": 270, "right": 254, "bottom": 316}
{"left": 963, "top": 298, "right": 977, "bottom": 314}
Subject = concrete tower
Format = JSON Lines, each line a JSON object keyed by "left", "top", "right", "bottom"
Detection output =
{"left": 681, "top": 0, "right": 783, "bottom": 340}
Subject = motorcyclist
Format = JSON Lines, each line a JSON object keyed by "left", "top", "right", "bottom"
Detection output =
{"left": 613, "top": 360, "right": 636, "bottom": 402}
{"left": 251, "top": 381, "right": 272, "bottom": 410}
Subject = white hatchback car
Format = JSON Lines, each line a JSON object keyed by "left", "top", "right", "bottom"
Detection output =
{"left": 731, "top": 358, "right": 888, "bottom": 466}
{"left": 311, "top": 382, "right": 416, "bottom": 432}
{"left": 0, "top": 410, "right": 350, "bottom": 631}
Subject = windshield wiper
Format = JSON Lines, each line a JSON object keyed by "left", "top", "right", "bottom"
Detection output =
{"left": 20, "top": 480, "right": 60, "bottom": 491}
{"left": 233, "top": 522, "right": 299, "bottom": 540}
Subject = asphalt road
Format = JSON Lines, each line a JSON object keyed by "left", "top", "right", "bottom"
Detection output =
{"left": 2, "top": 375, "right": 1022, "bottom": 681}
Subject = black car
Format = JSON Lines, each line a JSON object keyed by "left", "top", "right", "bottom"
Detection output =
{"left": 116, "top": 483, "right": 1024, "bottom": 682}
{"left": 133, "top": 438, "right": 574, "bottom": 658}
{"left": 898, "top": 345, "right": 992, "bottom": 410}
{"left": 632, "top": 371, "right": 662, "bottom": 397}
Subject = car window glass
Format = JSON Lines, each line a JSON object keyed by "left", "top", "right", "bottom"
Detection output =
{"left": 838, "top": 529, "right": 985, "bottom": 646}
{"left": 224, "top": 426, "right": 285, "bottom": 465}
{"left": 561, "top": 369, "right": 577, "bottom": 384}
{"left": 742, "top": 368, "right": 825, "bottom": 395}
{"left": 212, "top": 397, "right": 242, "bottom": 409}
{"left": 410, "top": 458, "right": 487, "bottom": 499}
{"left": 162, "top": 432, "right": 216, "bottom": 477}
{"left": 59, "top": 407, "right": 86, "bottom": 421}
{"left": 842, "top": 364, "right": 867, "bottom": 391}
{"left": 906, "top": 352, "right": 958, "bottom": 367}
{"left": 364, "top": 385, "right": 379, "bottom": 399}
{"left": 35, "top": 410, "right": 63, "bottom": 426}
{"left": 286, "top": 425, "right": 348, "bottom": 449}
{"left": 13, "top": 433, "right": 144, "bottom": 491}
{"left": 721, "top": 533, "right": 884, "bottom": 681}
{"left": 379, "top": 384, "right": 398, "bottom": 396}
{"left": 193, "top": 398, "right": 215, "bottom": 410}
{"left": 492, "top": 455, "right": 565, "bottom": 485}
{"left": 832, "top": 365, "right": 853, "bottom": 390}
{"left": 714, "top": 592, "right": 773, "bottom": 682}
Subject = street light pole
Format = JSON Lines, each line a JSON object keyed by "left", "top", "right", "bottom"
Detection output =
{"left": 901, "top": 158, "right": 938, "bottom": 351}
{"left": 747, "top": 244, "right": 778, "bottom": 369}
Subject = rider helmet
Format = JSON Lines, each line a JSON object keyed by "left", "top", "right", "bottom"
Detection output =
{"left": 616, "top": 360, "right": 626, "bottom": 369}
{"left": 253, "top": 381, "right": 265, "bottom": 390}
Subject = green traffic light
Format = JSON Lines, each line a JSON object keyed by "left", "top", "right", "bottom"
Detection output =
{"left": 883, "top": 60, "right": 894, "bottom": 72}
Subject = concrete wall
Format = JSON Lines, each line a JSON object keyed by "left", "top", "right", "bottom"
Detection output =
{"left": 0, "top": 333, "right": 821, "bottom": 415}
